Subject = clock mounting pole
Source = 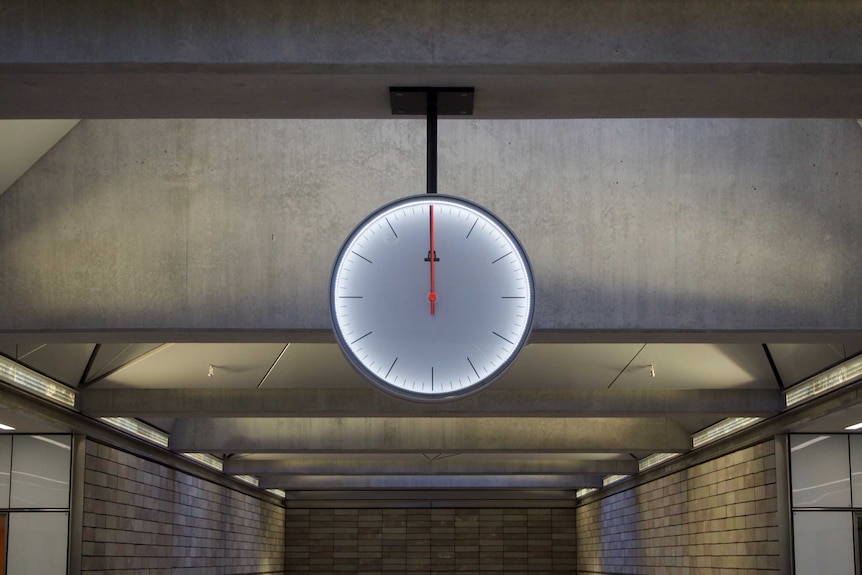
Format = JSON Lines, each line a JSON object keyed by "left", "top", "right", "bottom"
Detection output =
{"left": 389, "top": 87, "right": 475, "bottom": 195}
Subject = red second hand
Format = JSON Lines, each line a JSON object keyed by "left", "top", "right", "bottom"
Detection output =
{"left": 429, "top": 204, "right": 436, "bottom": 315}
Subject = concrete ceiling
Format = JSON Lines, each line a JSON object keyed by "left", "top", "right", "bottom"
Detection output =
{"left": 1, "top": 0, "right": 862, "bottom": 506}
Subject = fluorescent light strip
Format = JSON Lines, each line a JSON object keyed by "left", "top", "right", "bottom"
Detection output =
{"left": 233, "top": 474, "right": 260, "bottom": 487}
{"left": 183, "top": 452, "right": 224, "bottom": 471}
{"left": 786, "top": 354, "right": 862, "bottom": 407}
{"left": 576, "top": 488, "right": 597, "bottom": 498}
{"left": 0, "top": 422, "right": 15, "bottom": 431}
{"left": 0, "top": 355, "right": 77, "bottom": 408}
{"left": 846, "top": 422, "right": 862, "bottom": 431}
{"left": 639, "top": 452, "right": 681, "bottom": 472}
{"left": 692, "top": 417, "right": 762, "bottom": 448}
{"left": 602, "top": 474, "right": 629, "bottom": 487}
{"left": 266, "top": 489, "right": 287, "bottom": 499}
{"left": 100, "top": 417, "right": 169, "bottom": 448}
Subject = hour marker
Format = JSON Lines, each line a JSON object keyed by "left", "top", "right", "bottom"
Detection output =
{"left": 491, "top": 251, "right": 512, "bottom": 264}
{"left": 352, "top": 251, "right": 372, "bottom": 264}
{"left": 501, "top": 296, "right": 525, "bottom": 299}
{"left": 493, "top": 331, "right": 515, "bottom": 345}
{"left": 339, "top": 296, "right": 364, "bottom": 299}
{"left": 386, "top": 218, "right": 398, "bottom": 238}
{"left": 467, "top": 357, "right": 480, "bottom": 379}
{"left": 350, "top": 331, "right": 372, "bottom": 345}
{"left": 385, "top": 357, "right": 398, "bottom": 378}
{"left": 466, "top": 219, "right": 478, "bottom": 239}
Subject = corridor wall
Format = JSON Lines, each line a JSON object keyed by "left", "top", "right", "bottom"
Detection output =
{"left": 575, "top": 441, "right": 780, "bottom": 574}
{"left": 81, "top": 440, "right": 285, "bottom": 574}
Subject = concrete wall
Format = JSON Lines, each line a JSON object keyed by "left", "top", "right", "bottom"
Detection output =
{"left": 284, "top": 507, "right": 577, "bottom": 573}
{"left": 576, "top": 441, "right": 779, "bottom": 574}
{"left": 81, "top": 440, "right": 285, "bottom": 574}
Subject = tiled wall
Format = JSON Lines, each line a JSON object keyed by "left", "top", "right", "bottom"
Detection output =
{"left": 576, "top": 440, "right": 780, "bottom": 574}
{"left": 285, "top": 507, "right": 577, "bottom": 573}
{"left": 81, "top": 440, "right": 286, "bottom": 574}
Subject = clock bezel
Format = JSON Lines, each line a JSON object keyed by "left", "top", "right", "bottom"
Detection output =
{"left": 329, "top": 194, "right": 535, "bottom": 402}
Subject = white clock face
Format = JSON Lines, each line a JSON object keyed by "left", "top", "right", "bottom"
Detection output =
{"left": 331, "top": 195, "right": 534, "bottom": 401}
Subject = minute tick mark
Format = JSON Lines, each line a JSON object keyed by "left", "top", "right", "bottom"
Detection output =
{"left": 466, "top": 219, "right": 478, "bottom": 239}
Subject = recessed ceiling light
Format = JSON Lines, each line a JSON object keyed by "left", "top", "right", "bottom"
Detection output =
{"left": 846, "top": 422, "right": 862, "bottom": 431}
{"left": 0, "top": 422, "right": 15, "bottom": 431}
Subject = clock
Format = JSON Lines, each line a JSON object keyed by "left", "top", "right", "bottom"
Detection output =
{"left": 330, "top": 194, "right": 534, "bottom": 401}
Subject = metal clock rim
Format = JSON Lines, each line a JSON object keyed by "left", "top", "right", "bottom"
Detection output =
{"left": 329, "top": 193, "right": 536, "bottom": 403}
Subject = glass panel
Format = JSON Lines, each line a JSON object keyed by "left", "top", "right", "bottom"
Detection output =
{"left": 0, "top": 437, "right": 10, "bottom": 508}
{"left": 849, "top": 435, "right": 862, "bottom": 508}
{"left": 790, "top": 434, "right": 851, "bottom": 508}
{"left": 6, "top": 512, "right": 67, "bottom": 575}
{"left": 793, "top": 511, "right": 854, "bottom": 575}
{"left": 10, "top": 436, "right": 71, "bottom": 509}
{"left": 857, "top": 514, "right": 862, "bottom": 575}
{"left": 0, "top": 514, "right": 6, "bottom": 575}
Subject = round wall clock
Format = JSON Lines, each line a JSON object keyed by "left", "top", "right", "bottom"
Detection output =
{"left": 330, "top": 194, "right": 535, "bottom": 402}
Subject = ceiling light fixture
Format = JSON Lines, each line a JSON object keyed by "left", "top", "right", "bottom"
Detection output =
{"left": 233, "top": 474, "right": 260, "bottom": 487}
{"left": 0, "top": 354, "right": 77, "bottom": 408}
{"left": 639, "top": 452, "right": 680, "bottom": 471}
{"left": 0, "top": 422, "right": 15, "bottom": 431}
{"left": 785, "top": 354, "right": 862, "bottom": 407}
{"left": 692, "top": 416, "right": 762, "bottom": 448}
{"left": 602, "top": 474, "right": 629, "bottom": 487}
{"left": 846, "top": 422, "right": 862, "bottom": 431}
{"left": 183, "top": 452, "right": 224, "bottom": 471}
{"left": 100, "top": 417, "right": 169, "bottom": 448}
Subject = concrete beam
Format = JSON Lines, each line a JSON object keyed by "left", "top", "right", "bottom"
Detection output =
{"left": 258, "top": 474, "right": 604, "bottom": 490}
{"left": 1, "top": 1, "right": 861, "bottom": 118}
{"left": 4, "top": 329, "right": 862, "bottom": 345}
{"left": 80, "top": 388, "right": 784, "bottom": 418}
{"left": 224, "top": 456, "right": 640, "bottom": 476}
{"left": 169, "top": 417, "right": 691, "bottom": 453}
{"left": 3, "top": 118, "right": 862, "bottom": 336}
{"left": 282, "top": 490, "right": 579, "bottom": 508}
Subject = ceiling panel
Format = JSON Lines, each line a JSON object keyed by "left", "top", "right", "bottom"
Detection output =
{"left": 264, "top": 344, "right": 369, "bottom": 389}
{"left": 767, "top": 343, "right": 858, "bottom": 388}
{"left": 93, "top": 343, "right": 287, "bottom": 389}
{"left": 86, "top": 343, "right": 164, "bottom": 383}
{"left": 612, "top": 344, "right": 775, "bottom": 390}
{"left": 495, "top": 344, "right": 644, "bottom": 389}
{"left": 15, "top": 343, "right": 96, "bottom": 387}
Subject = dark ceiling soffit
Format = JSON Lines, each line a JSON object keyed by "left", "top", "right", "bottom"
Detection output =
{"left": 3, "top": 328, "right": 862, "bottom": 344}
{"left": 0, "top": 64, "right": 862, "bottom": 119}
{"left": 78, "top": 388, "right": 784, "bottom": 418}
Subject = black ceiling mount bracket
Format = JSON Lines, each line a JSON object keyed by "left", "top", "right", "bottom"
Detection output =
{"left": 389, "top": 87, "right": 475, "bottom": 116}
{"left": 390, "top": 87, "right": 475, "bottom": 195}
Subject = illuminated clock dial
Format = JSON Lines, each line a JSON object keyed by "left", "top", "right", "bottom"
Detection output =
{"left": 330, "top": 194, "right": 534, "bottom": 402}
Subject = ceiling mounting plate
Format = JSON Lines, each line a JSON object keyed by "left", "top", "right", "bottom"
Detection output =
{"left": 389, "top": 87, "right": 475, "bottom": 116}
